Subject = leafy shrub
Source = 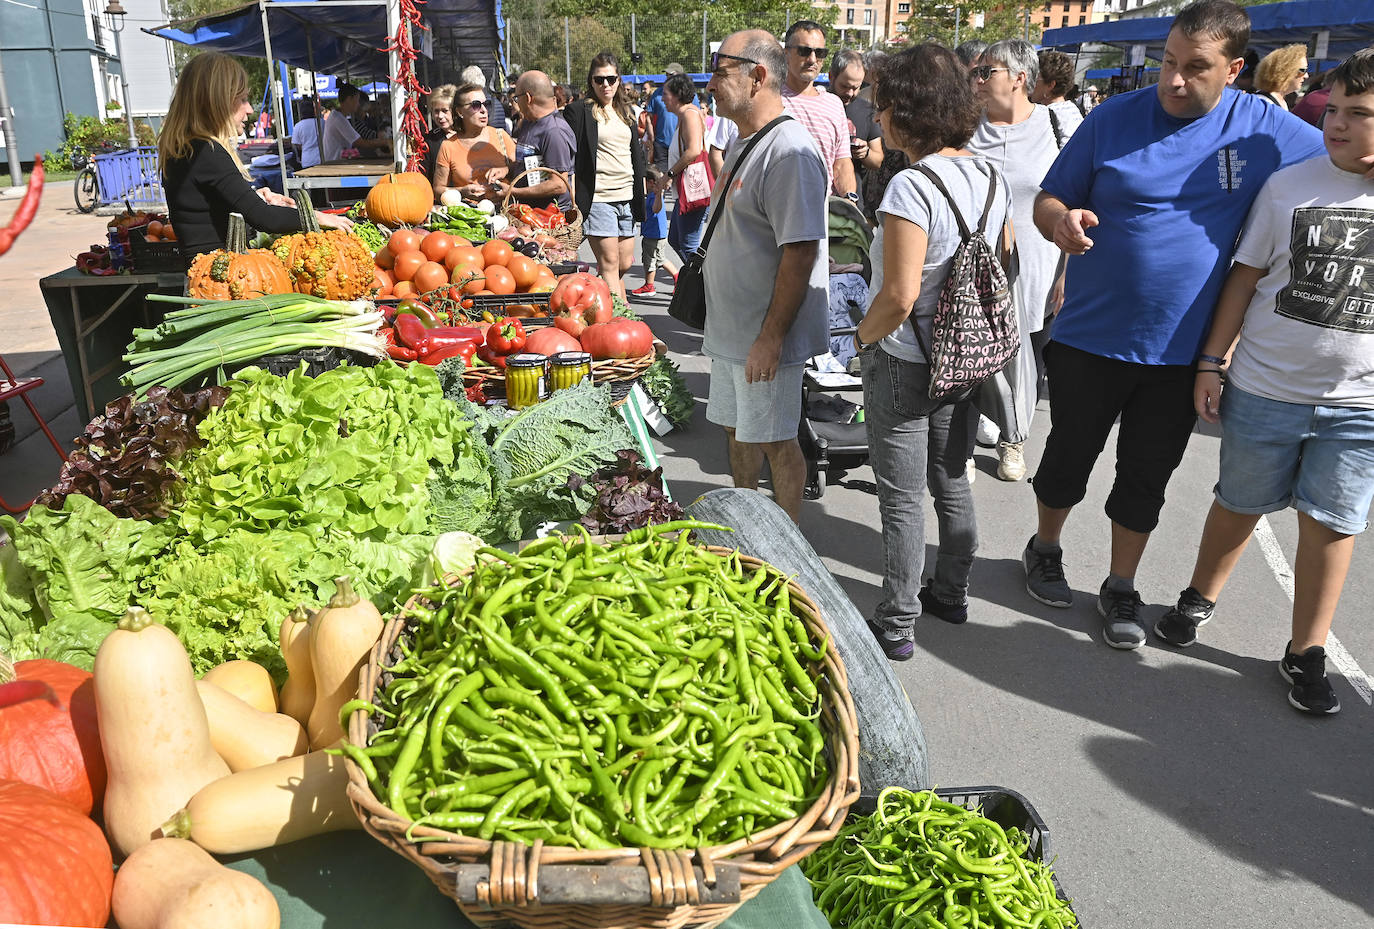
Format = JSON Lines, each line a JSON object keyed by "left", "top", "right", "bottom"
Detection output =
{"left": 56, "top": 112, "right": 156, "bottom": 167}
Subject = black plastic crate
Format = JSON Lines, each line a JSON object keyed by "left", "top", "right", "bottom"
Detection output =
{"left": 464, "top": 291, "right": 552, "bottom": 317}
{"left": 128, "top": 226, "right": 184, "bottom": 273}
{"left": 227, "top": 346, "right": 340, "bottom": 379}
{"left": 846, "top": 786, "right": 1079, "bottom": 923}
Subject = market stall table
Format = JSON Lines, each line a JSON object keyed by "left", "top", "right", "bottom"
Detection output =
{"left": 38, "top": 268, "right": 186, "bottom": 423}
{"left": 286, "top": 159, "right": 396, "bottom": 195}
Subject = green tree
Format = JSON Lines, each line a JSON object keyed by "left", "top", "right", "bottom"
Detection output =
{"left": 897, "top": 2, "right": 1039, "bottom": 48}
{"left": 166, "top": 0, "right": 270, "bottom": 102}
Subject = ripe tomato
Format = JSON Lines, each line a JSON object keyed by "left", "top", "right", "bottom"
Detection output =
{"left": 393, "top": 249, "right": 428, "bottom": 282}
{"left": 579, "top": 318, "right": 655, "bottom": 359}
{"left": 374, "top": 245, "right": 396, "bottom": 270}
{"left": 413, "top": 261, "right": 450, "bottom": 294}
{"left": 484, "top": 265, "right": 517, "bottom": 295}
{"left": 506, "top": 255, "right": 542, "bottom": 291}
{"left": 445, "top": 245, "right": 485, "bottom": 273}
{"left": 392, "top": 280, "right": 416, "bottom": 298}
{"left": 162, "top": 224, "right": 177, "bottom": 241}
{"left": 389, "top": 228, "right": 422, "bottom": 254}
{"left": 375, "top": 268, "right": 396, "bottom": 296}
{"left": 420, "top": 231, "right": 455, "bottom": 263}
{"left": 460, "top": 273, "right": 488, "bottom": 295}
{"left": 481, "top": 239, "right": 514, "bottom": 268}
{"left": 146, "top": 220, "right": 164, "bottom": 239}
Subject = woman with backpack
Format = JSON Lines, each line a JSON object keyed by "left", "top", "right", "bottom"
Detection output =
{"left": 851, "top": 43, "right": 1013, "bottom": 661}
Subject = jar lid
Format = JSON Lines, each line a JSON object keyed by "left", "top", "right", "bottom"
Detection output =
{"left": 505, "top": 353, "right": 549, "bottom": 369}
{"left": 549, "top": 351, "right": 592, "bottom": 366}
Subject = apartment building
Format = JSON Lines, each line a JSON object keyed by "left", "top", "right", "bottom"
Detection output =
{"left": 1037, "top": 0, "right": 1106, "bottom": 32}
{"left": 831, "top": 0, "right": 884, "bottom": 47}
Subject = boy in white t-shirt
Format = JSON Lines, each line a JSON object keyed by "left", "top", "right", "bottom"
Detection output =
{"left": 1153, "top": 49, "right": 1374, "bottom": 716}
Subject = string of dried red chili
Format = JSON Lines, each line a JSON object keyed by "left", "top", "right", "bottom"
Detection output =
{"left": 384, "top": 0, "right": 432, "bottom": 172}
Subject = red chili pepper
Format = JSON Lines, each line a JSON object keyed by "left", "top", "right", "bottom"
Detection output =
{"left": 476, "top": 344, "right": 507, "bottom": 369}
{"left": 387, "top": 342, "right": 419, "bottom": 362}
{"left": 466, "top": 381, "right": 488, "bottom": 404}
{"left": 420, "top": 341, "right": 476, "bottom": 367}
{"left": 485, "top": 317, "right": 527, "bottom": 355}
{"left": 0, "top": 155, "right": 43, "bottom": 257}
{"left": 394, "top": 312, "right": 430, "bottom": 350}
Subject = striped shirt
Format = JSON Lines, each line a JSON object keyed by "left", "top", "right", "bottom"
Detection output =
{"left": 782, "top": 85, "right": 847, "bottom": 194}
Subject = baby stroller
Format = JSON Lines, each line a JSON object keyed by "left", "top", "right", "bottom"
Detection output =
{"left": 799, "top": 197, "right": 873, "bottom": 499}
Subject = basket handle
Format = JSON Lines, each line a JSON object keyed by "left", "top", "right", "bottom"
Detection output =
{"left": 501, "top": 167, "right": 573, "bottom": 215}
{"left": 448, "top": 862, "right": 741, "bottom": 907}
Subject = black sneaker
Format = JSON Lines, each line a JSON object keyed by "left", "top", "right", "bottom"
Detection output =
{"left": 1279, "top": 643, "right": 1341, "bottom": 715}
{"left": 1153, "top": 587, "right": 1215, "bottom": 648}
{"left": 919, "top": 585, "right": 968, "bottom": 625}
{"left": 866, "top": 620, "right": 915, "bottom": 661}
{"left": 1022, "top": 536, "right": 1072, "bottom": 608}
{"left": 1098, "top": 582, "right": 1145, "bottom": 650}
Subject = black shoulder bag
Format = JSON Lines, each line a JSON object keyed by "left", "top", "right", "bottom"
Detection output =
{"left": 668, "top": 115, "right": 792, "bottom": 330}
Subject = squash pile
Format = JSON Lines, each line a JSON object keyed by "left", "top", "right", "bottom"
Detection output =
{"left": 0, "top": 576, "right": 386, "bottom": 927}
{"left": 187, "top": 213, "right": 293, "bottom": 302}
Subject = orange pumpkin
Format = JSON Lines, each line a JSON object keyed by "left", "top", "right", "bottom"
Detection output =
{"left": 273, "top": 191, "right": 377, "bottom": 300}
{"left": 366, "top": 172, "right": 433, "bottom": 226}
{"left": 187, "top": 213, "right": 292, "bottom": 301}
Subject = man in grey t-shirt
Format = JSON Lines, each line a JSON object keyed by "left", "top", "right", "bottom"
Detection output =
{"left": 702, "top": 29, "right": 829, "bottom": 521}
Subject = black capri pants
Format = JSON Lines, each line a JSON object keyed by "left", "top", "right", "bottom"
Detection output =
{"left": 1031, "top": 341, "right": 1197, "bottom": 534}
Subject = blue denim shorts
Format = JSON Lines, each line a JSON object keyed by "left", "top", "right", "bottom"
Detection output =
{"left": 1217, "top": 384, "right": 1374, "bottom": 535}
{"left": 584, "top": 200, "right": 635, "bottom": 238}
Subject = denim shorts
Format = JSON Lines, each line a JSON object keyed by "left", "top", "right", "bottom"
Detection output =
{"left": 1217, "top": 384, "right": 1374, "bottom": 535}
{"left": 705, "top": 359, "right": 804, "bottom": 443}
{"left": 585, "top": 200, "right": 635, "bottom": 238}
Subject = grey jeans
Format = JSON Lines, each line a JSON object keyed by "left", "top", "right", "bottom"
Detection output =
{"left": 861, "top": 346, "right": 979, "bottom": 631}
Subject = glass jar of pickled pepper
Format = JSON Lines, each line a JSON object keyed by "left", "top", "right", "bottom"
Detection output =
{"left": 504, "top": 353, "right": 548, "bottom": 409}
{"left": 549, "top": 351, "right": 593, "bottom": 392}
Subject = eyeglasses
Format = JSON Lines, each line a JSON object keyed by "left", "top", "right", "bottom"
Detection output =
{"left": 788, "top": 45, "right": 828, "bottom": 61}
{"left": 970, "top": 66, "right": 1010, "bottom": 82}
{"left": 711, "top": 51, "right": 758, "bottom": 74}
{"left": 592, "top": 75, "right": 619, "bottom": 86}
{"left": 1297, "top": 67, "right": 1310, "bottom": 76}
{"left": 462, "top": 99, "right": 488, "bottom": 110}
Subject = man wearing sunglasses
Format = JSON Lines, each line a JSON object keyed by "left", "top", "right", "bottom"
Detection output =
{"left": 779, "top": 20, "right": 856, "bottom": 199}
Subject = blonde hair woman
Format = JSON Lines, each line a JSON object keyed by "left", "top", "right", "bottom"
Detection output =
{"left": 432, "top": 82, "right": 513, "bottom": 204}
{"left": 423, "top": 84, "right": 458, "bottom": 183}
{"left": 1254, "top": 44, "right": 1308, "bottom": 109}
{"left": 160, "top": 52, "right": 349, "bottom": 262}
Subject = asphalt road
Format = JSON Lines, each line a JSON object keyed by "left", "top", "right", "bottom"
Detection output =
{"left": 630, "top": 283, "right": 1374, "bottom": 929}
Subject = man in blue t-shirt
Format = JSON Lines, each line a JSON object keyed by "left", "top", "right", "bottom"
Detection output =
{"left": 1021, "top": 0, "right": 1324, "bottom": 650}
{"left": 645, "top": 63, "right": 683, "bottom": 172}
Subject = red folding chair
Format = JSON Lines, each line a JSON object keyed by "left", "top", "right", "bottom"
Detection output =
{"left": 0, "top": 354, "right": 68, "bottom": 514}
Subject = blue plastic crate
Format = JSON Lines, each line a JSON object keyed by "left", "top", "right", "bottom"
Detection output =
{"left": 92, "top": 146, "right": 164, "bottom": 207}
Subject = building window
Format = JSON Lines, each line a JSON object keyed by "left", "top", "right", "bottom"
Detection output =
{"left": 1043, "top": 2, "right": 1051, "bottom": 9}
{"left": 1078, "top": 15, "right": 1086, "bottom": 23}
{"left": 864, "top": 9, "right": 872, "bottom": 24}
{"left": 1081, "top": 1, "right": 1089, "bottom": 9}
{"left": 846, "top": 8, "right": 854, "bottom": 23}
{"left": 1061, "top": 15, "right": 1068, "bottom": 26}
{"left": 898, "top": 1, "right": 910, "bottom": 9}
{"left": 1043, "top": 16, "right": 1050, "bottom": 27}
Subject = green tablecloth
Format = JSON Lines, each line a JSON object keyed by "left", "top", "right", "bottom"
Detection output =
{"left": 223, "top": 832, "right": 830, "bottom": 929}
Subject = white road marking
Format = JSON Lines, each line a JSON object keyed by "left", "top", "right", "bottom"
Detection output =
{"left": 1254, "top": 517, "right": 1373, "bottom": 706}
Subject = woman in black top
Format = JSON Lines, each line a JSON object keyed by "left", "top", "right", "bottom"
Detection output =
{"left": 160, "top": 52, "right": 351, "bottom": 263}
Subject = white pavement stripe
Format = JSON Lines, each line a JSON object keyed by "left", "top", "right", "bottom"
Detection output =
{"left": 1254, "top": 517, "right": 1373, "bottom": 706}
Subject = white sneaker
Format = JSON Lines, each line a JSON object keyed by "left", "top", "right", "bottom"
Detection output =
{"left": 996, "top": 441, "right": 1026, "bottom": 482}
{"left": 966, "top": 458, "right": 977, "bottom": 484}
{"left": 976, "top": 415, "right": 999, "bottom": 448}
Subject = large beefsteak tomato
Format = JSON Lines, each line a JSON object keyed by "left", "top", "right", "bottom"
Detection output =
{"left": 549, "top": 273, "right": 612, "bottom": 336}
{"left": 525, "top": 327, "right": 582, "bottom": 356}
{"left": 579, "top": 318, "right": 654, "bottom": 360}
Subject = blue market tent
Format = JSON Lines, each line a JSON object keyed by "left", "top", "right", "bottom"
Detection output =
{"left": 1042, "top": 0, "right": 1374, "bottom": 65}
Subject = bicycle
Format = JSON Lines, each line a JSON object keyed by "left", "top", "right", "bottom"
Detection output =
{"left": 71, "top": 142, "right": 122, "bottom": 213}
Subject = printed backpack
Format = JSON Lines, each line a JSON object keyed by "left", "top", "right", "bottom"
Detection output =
{"left": 911, "top": 163, "right": 1018, "bottom": 403}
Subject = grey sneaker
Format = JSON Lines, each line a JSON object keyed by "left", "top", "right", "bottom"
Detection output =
{"left": 996, "top": 442, "right": 1026, "bottom": 481}
{"left": 1153, "top": 587, "right": 1215, "bottom": 647}
{"left": 1098, "top": 582, "right": 1146, "bottom": 650}
{"left": 1022, "top": 536, "right": 1072, "bottom": 608}
{"left": 1279, "top": 642, "right": 1340, "bottom": 715}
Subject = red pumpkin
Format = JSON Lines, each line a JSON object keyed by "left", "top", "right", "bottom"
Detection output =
{"left": 0, "top": 779, "right": 114, "bottom": 927}
{"left": 0, "top": 655, "right": 106, "bottom": 815}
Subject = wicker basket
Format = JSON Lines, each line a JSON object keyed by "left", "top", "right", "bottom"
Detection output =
{"left": 502, "top": 168, "right": 583, "bottom": 252}
{"left": 343, "top": 546, "right": 861, "bottom": 929}
{"left": 462, "top": 350, "right": 656, "bottom": 406}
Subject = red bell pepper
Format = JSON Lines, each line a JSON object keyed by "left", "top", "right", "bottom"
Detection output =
{"left": 394, "top": 313, "right": 430, "bottom": 350}
{"left": 420, "top": 341, "right": 477, "bottom": 366}
{"left": 485, "top": 317, "right": 527, "bottom": 355}
{"left": 425, "top": 326, "right": 484, "bottom": 350}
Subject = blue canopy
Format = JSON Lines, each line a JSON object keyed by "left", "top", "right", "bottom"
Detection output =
{"left": 1043, "top": 0, "right": 1374, "bottom": 64}
{"left": 145, "top": 0, "right": 505, "bottom": 80}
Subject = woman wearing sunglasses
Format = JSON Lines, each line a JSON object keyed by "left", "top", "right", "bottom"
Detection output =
{"left": 565, "top": 51, "right": 648, "bottom": 302}
{"left": 432, "top": 82, "right": 514, "bottom": 205}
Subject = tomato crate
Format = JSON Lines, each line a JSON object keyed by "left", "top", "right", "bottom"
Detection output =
{"left": 127, "top": 226, "right": 184, "bottom": 273}
{"left": 464, "top": 291, "right": 552, "bottom": 318}
{"left": 847, "top": 786, "right": 1081, "bottom": 925}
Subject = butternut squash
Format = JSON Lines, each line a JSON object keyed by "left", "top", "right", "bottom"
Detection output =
{"left": 95, "top": 608, "right": 231, "bottom": 858}
{"left": 160, "top": 751, "right": 361, "bottom": 854}
{"left": 277, "top": 606, "right": 315, "bottom": 727}
{"left": 306, "top": 577, "right": 383, "bottom": 749}
{"left": 195, "top": 681, "right": 308, "bottom": 772}
{"left": 112, "top": 837, "right": 279, "bottom": 929}
{"left": 202, "top": 659, "right": 278, "bottom": 713}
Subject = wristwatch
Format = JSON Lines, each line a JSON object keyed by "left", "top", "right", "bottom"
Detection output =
{"left": 844, "top": 191, "right": 859, "bottom": 204}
